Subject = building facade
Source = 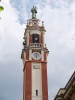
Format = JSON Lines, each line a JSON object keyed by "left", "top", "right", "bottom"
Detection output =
{"left": 21, "top": 6, "right": 49, "bottom": 100}
{"left": 54, "top": 71, "right": 75, "bottom": 100}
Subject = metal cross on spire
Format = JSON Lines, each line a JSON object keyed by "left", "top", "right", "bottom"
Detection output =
{"left": 31, "top": 6, "right": 37, "bottom": 19}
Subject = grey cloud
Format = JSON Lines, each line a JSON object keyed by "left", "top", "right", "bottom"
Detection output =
{"left": 0, "top": 0, "right": 75, "bottom": 100}
{"left": 0, "top": 56, "right": 23, "bottom": 100}
{"left": 10, "top": 0, "right": 74, "bottom": 24}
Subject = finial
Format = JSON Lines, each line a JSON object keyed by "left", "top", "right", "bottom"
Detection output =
{"left": 31, "top": 6, "right": 37, "bottom": 19}
{"left": 27, "top": 20, "right": 29, "bottom": 25}
{"left": 42, "top": 21, "right": 44, "bottom": 26}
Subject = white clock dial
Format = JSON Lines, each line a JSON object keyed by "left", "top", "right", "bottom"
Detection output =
{"left": 32, "top": 52, "right": 41, "bottom": 60}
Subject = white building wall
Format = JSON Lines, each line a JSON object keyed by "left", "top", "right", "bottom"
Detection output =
{"left": 32, "top": 63, "right": 42, "bottom": 100}
{"left": 41, "top": 50, "right": 44, "bottom": 61}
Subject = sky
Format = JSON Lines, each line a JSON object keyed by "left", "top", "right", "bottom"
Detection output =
{"left": 0, "top": 0, "right": 75, "bottom": 100}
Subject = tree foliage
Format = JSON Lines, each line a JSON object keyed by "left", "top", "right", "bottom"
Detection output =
{"left": 0, "top": 6, "right": 4, "bottom": 12}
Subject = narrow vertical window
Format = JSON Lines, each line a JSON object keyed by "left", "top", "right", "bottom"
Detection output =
{"left": 36, "top": 90, "right": 38, "bottom": 96}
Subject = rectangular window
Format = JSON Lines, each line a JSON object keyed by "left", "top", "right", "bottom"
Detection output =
{"left": 36, "top": 90, "right": 38, "bottom": 96}
{"left": 32, "top": 34, "right": 39, "bottom": 43}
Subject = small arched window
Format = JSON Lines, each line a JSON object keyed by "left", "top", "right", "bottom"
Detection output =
{"left": 32, "top": 34, "right": 39, "bottom": 43}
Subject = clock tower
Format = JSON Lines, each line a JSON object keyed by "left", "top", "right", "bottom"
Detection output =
{"left": 21, "top": 6, "right": 49, "bottom": 100}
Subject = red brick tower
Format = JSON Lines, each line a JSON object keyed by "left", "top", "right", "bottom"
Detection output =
{"left": 21, "top": 6, "right": 49, "bottom": 100}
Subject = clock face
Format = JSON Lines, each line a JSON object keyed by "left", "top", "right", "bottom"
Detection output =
{"left": 32, "top": 52, "right": 41, "bottom": 60}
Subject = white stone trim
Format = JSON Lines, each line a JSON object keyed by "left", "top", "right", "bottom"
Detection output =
{"left": 32, "top": 63, "right": 42, "bottom": 100}
{"left": 41, "top": 50, "right": 44, "bottom": 61}
{"left": 43, "top": 34, "right": 45, "bottom": 47}
{"left": 30, "top": 30, "right": 41, "bottom": 35}
{"left": 27, "top": 32, "right": 29, "bottom": 46}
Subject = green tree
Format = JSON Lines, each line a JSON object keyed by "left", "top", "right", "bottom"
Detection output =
{"left": 0, "top": 6, "right": 4, "bottom": 12}
{"left": 0, "top": 0, "right": 4, "bottom": 12}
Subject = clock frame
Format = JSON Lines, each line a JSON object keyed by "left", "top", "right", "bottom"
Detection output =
{"left": 32, "top": 52, "right": 41, "bottom": 60}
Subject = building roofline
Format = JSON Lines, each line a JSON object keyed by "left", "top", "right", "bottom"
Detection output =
{"left": 65, "top": 71, "right": 75, "bottom": 89}
{"left": 54, "top": 88, "right": 65, "bottom": 100}
{"left": 54, "top": 71, "right": 75, "bottom": 100}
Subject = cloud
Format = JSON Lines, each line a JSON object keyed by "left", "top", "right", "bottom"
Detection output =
{"left": 0, "top": 0, "right": 75, "bottom": 100}
{"left": 36, "top": 1, "right": 75, "bottom": 99}
{"left": 0, "top": 0, "right": 25, "bottom": 100}
{"left": 0, "top": 0, "right": 25, "bottom": 60}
